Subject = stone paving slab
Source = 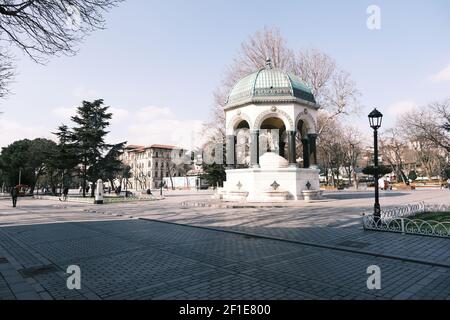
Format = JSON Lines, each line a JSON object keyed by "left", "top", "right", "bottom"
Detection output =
{"left": 86, "top": 189, "right": 450, "bottom": 267}
{"left": 0, "top": 216, "right": 448, "bottom": 300}
{"left": 0, "top": 196, "right": 449, "bottom": 300}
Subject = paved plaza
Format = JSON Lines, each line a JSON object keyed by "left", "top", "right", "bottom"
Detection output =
{"left": 0, "top": 189, "right": 449, "bottom": 300}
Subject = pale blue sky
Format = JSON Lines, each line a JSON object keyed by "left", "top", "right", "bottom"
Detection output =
{"left": 1, "top": 0, "right": 450, "bottom": 148}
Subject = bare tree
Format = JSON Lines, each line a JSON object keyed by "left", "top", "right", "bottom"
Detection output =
{"left": 204, "top": 27, "right": 361, "bottom": 144}
{"left": 168, "top": 160, "right": 192, "bottom": 190}
{"left": 0, "top": 0, "right": 122, "bottom": 97}
{"left": 317, "top": 118, "right": 346, "bottom": 186}
{"left": 317, "top": 71, "right": 360, "bottom": 135}
{"left": 396, "top": 101, "right": 450, "bottom": 180}
{"left": 380, "top": 128, "right": 409, "bottom": 184}
{"left": 0, "top": 51, "right": 14, "bottom": 100}
{"left": 231, "top": 26, "right": 294, "bottom": 81}
{"left": 410, "top": 139, "right": 446, "bottom": 179}
{"left": 294, "top": 48, "right": 335, "bottom": 99}
{"left": 399, "top": 99, "right": 450, "bottom": 152}
{"left": 203, "top": 27, "right": 294, "bottom": 142}
{"left": 342, "top": 127, "right": 363, "bottom": 188}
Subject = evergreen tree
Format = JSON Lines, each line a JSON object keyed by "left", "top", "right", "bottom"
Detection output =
{"left": 362, "top": 165, "right": 393, "bottom": 177}
{"left": 48, "top": 125, "right": 80, "bottom": 192}
{"left": 200, "top": 164, "right": 226, "bottom": 188}
{"left": 71, "top": 99, "right": 112, "bottom": 197}
{"left": 98, "top": 142, "right": 127, "bottom": 189}
{"left": 0, "top": 138, "right": 57, "bottom": 191}
{"left": 408, "top": 170, "right": 418, "bottom": 182}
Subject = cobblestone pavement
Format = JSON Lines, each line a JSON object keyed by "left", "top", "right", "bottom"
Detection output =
{"left": 0, "top": 193, "right": 449, "bottom": 300}
{"left": 91, "top": 189, "right": 450, "bottom": 266}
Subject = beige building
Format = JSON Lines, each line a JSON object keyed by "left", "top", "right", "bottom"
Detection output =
{"left": 120, "top": 144, "right": 189, "bottom": 190}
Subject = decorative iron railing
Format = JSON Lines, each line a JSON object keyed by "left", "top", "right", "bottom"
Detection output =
{"left": 363, "top": 202, "right": 450, "bottom": 238}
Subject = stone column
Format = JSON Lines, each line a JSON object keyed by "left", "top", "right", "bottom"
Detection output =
{"left": 308, "top": 133, "right": 318, "bottom": 168}
{"left": 287, "top": 130, "right": 297, "bottom": 167}
{"left": 226, "top": 135, "right": 236, "bottom": 169}
{"left": 279, "top": 130, "right": 286, "bottom": 158}
{"left": 301, "top": 138, "right": 310, "bottom": 168}
{"left": 250, "top": 130, "right": 260, "bottom": 168}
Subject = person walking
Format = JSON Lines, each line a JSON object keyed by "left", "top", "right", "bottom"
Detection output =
{"left": 63, "top": 187, "right": 69, "bottom": 202}
{"left": 10, "top": 187, "right": 18, "bottom": 208}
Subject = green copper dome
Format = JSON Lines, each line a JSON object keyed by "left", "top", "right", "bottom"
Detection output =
{"left": 225, "top": 61, "right": 316, "bottom": 108}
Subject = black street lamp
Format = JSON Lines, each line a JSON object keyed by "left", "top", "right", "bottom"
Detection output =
{"left": 368, "top": 108, "right": 383, "bottom": 222}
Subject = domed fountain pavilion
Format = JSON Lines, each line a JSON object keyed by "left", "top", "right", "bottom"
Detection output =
{"left": 220, "top": 59, "right": 321, "bottom": 202}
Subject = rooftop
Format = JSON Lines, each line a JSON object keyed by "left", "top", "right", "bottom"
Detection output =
{"left": 124, "top": 144, "right": 183, "bottom": 152}
{"left": 225, "top": 59, "right": 317, "bottom": 108}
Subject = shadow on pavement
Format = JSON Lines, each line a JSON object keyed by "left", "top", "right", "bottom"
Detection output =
{"left": 324, "top": 192, "right": 407, "bottom": 200}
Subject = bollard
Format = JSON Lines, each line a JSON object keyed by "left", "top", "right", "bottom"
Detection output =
{"left": 95, "top": 179, "right": 104, "bottom": 204}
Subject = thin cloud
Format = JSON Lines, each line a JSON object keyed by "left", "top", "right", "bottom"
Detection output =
{"left": 2, "top": 105, "right": 204, "bottom": 150}
{"left": 430, "top": 64, "right": 450, "bottom": 82}
{"left": 386, "top": 100, "right": 417, "bottom": 117}
{"left": 109, "top": 107, "right": 130, "bottom": 124}
{"left": 0, "top": 117, "right": 52, "bottom": 148}
{"left": 109, "top": 106, "right": 204, "bottom": 149}
{"left": 136, "top": 106, "right": 174, "bottom": 121}
{"left": 52, "top": 106, "right": 77, "bottom": 119}
{"left": 72, "top": 87, "right": 101, "bottom": 100}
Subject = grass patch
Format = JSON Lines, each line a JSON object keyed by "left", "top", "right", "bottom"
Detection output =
{"left": 412, "top": 212, "right": 450, "bottom": 223}
{"left": 406, "top": 212, "right": 450, "bottom": 236}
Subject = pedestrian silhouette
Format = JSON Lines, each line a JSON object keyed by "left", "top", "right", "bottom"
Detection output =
{"left": 62, "top": 187, "right": 69, "bottom": 202}
{"left": 10, "top": 187, "right": 18, "bottom": 208}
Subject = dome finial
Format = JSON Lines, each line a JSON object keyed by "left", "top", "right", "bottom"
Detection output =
{"left": 265, "top": 57, "right": 273, "bottom": 69}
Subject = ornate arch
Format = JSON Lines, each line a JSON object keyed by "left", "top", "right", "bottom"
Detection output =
{"left": 295, "top": 109, "right": 317, "bottom": 134}
{"left": 253, "top": 108, "right": 294, "bottom": 131}
{"left": 226, "top": 111, "right": 252, "bottom": 135}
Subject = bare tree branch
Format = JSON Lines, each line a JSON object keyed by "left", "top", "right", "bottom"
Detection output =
{"left": 294, "top": 48, "right": 335, "bottom": 100}
{"left": 204, "top": 27, "right": 361, "bottom": 143}
{"left": 0, "top": 50, "right": 14, "bottom": 100}
{"left": 0, "top": 0, "right": 122, "bottom": 98}
{"left": 399, "top": 99, "right": 450, "bottom": 153}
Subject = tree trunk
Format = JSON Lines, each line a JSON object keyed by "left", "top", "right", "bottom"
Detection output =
{"left": 82, "top": 161, "right": 87, "bottom": 198}
{"left": 336, "top": 171, "right": 340, "bottom": 188}
{"left": 169, "top": 174, "right": 174, "bottom": 190}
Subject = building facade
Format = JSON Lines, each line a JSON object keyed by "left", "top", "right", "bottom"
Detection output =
{"left": 120, "top": 144, "right": 189, "bottom": 190}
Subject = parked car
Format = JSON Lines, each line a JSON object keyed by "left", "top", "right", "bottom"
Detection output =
{"left": 120, "top": 191, "right": 134, "bottom": 197}
{"left": 15, "top": 184, "right": 31, "bottom": 197}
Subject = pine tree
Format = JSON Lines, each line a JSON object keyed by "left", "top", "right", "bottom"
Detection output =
{"left": 50, "top": 125, "right": 80, "bottom": 192}
{"left": 71, "top": 99, "right": 112, "bottom": 197}
{"left": 98, "top": 142, "right": 127, "bottom": 189}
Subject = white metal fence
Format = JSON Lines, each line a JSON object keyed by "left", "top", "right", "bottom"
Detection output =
{"left": 363, "top": 202, "right": 450, "bottom": 238}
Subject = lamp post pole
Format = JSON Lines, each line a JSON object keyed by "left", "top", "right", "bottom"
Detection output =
{"left": 373, "top": 128, "right": 381, "bottom": 221}
{"left": 368, "top": 108, "right": 383, "bottom": 223}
